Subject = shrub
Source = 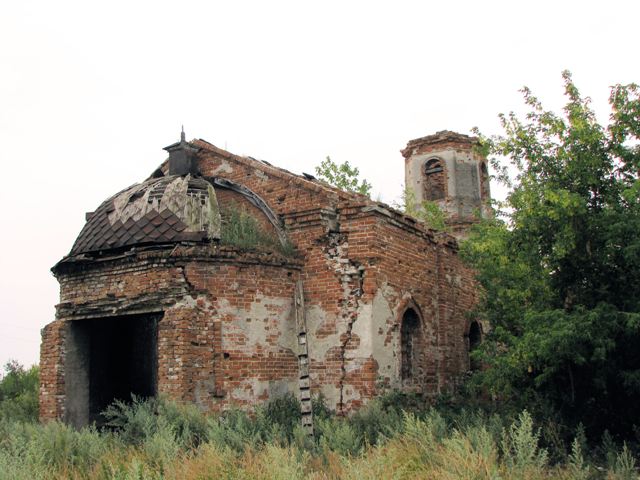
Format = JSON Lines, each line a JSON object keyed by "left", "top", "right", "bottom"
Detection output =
{"left": 242, "top": 445, "right": 308, "bottom": 480}
{"left": 500, "top": 410, "right": 548, "bottom": 471}
{"left": 102, "top": 395, "right": 161, "bottom": 446}
{"left": 255, "top": 392, "right": 301, "bottom": 444}
{"left": 156, "top": 399, "right": 209, "bottom": 449}
{"left": 140, "top": 417, "right": 180, "bottom": 471}
{"left": 206, "top": 408, "right": 264, "bottom": 453}
{"left": 610, "top": 443, "right": 637, "bottom": 480}
{"left": 0, "top": 391, "right": 636, "bottom": 478}
{"left": 317, "top": 417, "right": 362, "bottom": 456}
{"left": 0, "top": 361, "right": 39, "bottom": 423}
{"left": 567, "top": 436, "right": 590, "bottom": 480}
{"left": 348, "top": 398, "right": 403, "bottom": 446}
{"left": 400, "top": 410, "right": 446, "bottom": 462}
{"left": 435, "top": 427, "right": 500, "bottom": 479}
{"left": 27, "top": 420, "right": 110, "bottom": 473}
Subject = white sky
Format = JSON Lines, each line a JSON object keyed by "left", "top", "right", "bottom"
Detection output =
{"left": 1, "top": 0, "right": 638, "bottom": 368}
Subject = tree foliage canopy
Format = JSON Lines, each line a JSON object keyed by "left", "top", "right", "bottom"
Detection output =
{"left": 462, "top": 72, "right": 640, "bottom": 436}
{"left": 315, "top": 156, "right": 372, "bottom": 196}
{"left": 0, "top": 360, "right": 39, "bottom": 422}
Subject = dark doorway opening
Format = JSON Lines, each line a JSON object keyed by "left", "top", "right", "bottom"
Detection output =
{"left": 65, "top": 313, "right": 160, "bottom": 427}
{"left": 468, "top": 321, "right": 482, "bottom": 371}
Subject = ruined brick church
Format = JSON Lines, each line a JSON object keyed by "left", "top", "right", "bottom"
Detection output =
{"left": 40, "top": 130, "right": 490, "bottom": 429}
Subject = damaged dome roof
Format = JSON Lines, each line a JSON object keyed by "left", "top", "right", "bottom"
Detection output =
{"left": 66, "top": 131, "right": 289, "bottom": 259}
{"left": 71, "top": 174, "right": 221, "bottom": 255}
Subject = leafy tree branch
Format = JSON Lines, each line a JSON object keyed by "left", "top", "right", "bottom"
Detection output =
{"left": 462, "top": 71, "right": 640, "bottom": 437}
{"left": 315, "top": 156, "right": 372, "bottom": 197}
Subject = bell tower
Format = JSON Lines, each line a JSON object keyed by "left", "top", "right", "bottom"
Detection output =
{"left": 401, "top": 131, "right": 491, "bottom": 238}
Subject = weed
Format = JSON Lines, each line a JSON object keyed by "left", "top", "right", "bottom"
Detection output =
{"left": 220, "top": 203, "right": 295, "bottom": 256}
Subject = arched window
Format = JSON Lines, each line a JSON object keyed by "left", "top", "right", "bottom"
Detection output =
{"left": 424, "top": 158, "right": 445, "bottom": 201}
{"left": 468, "top": 321, "right": 482, "bottom": 371}
{"left": 401, "top": 308, "right": 421, "bottom": 380}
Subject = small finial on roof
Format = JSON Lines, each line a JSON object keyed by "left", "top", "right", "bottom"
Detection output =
{"left": 164, "top": 126, "right": 199, "bottom": 176}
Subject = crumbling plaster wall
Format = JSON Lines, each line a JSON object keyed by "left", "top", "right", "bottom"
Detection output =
{"left": 40, "top": 247, "right": 301, "bottom": 423}
{"left": 404, "top": 140, "right": 490, "bottom": 223}
{"left": 43, "top": 138, "right": 483, "bottom": 424}
{"left": 181, "top": 260, "right": 300, "bottom": 409}
{"left": 198, "top": 146, "right": 380, "bottom": 411}
{"left": 319, "top": 209, "right": 478, "bottom": 409}
{"left": 195, "top": 144, "right": 478, "bottom": 412}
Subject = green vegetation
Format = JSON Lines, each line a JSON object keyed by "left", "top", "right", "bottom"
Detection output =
{"left": 220, "top": 203, "right": 295, "bottom": 256}
{"left": 1, "top": 392, "right": 638, "bottom": 479}
{"left": 462, "top": 72, "right": 640, "bottom": 438}
{"left": 6, "top": 71, "right": 640, "bottom": 476}
{"left": 395, "top": 185, "right": 448, "bottom": 230}
{"left": 314, "top": 155, "right": 448, "bottom": 230}
{"left": 0, "top": 361, "right": 38, "bottom": 423}
{"left": 315, "top": 156, "right": 372, "bottom": 196}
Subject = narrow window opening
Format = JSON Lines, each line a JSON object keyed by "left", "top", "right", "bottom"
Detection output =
{"left": 401, "top": 308, "right": 421, "bottom": 380}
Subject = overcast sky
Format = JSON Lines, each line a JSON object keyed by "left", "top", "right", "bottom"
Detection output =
{"left": 1, "top": 0, "right": 638, "bottom": 368}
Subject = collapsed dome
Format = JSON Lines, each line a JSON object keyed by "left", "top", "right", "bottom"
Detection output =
{"left": 70, "top": 173, "right": 284, "bottom": 256}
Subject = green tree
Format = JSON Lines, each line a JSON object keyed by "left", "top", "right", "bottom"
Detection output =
{"left": 0, "top": 360, "right": 39, "bottom": 422}
{"left": 462, "top": 72, "right": 640, "bottom": 437}
{"left": 395, "top": 185, "right": 448, "bottom": 231}
{"left": 315, "top": 156, "right": 372, "bottom": 196}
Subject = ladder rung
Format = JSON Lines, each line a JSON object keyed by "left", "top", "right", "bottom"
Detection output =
{"left": 295, "top": 280, "right": 314, "bottom": 437}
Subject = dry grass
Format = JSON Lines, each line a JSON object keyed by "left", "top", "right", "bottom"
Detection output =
{"left": 0, "top": 396, "right": 637, "bottom": 479}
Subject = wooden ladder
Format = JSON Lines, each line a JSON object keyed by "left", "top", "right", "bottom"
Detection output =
{"left": 294, "top": 279, "right": 314, "bottom": 436}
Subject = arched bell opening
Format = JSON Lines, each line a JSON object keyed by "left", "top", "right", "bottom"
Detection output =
{"left": 423, "top": 158, "right": 446, "bottom": 201}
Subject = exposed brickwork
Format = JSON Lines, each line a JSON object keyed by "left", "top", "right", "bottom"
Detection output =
{"left": 39, "top": 320, "right": 67, "bottom": 420}
{"left": 41, "top": 132, "right": 483, "bottom": 424}
{"left": 402, "top": 130, "right": 491, "bottom": 240}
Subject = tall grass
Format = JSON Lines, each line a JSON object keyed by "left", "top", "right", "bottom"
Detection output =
{"left": 0, "top": 392, "right": 638, "bottom": 479}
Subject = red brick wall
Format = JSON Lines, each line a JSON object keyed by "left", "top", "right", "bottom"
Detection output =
{"left": 41, "top": 140, "right": 480, "bottom": 422}
{"left": 39, "top": 320, "right": 66, "bottom": 421}
{"left": 194, "top": 144, "right": 478, "bottom": 411}
{"left": 379, "top": 218, "right": 474, "bottom": 383}
{"left": 41, "top": 248, "right": 301, "bottom": 422}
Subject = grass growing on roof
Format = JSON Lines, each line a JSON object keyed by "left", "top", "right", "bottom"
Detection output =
{"left": 220, "top": 203, "right": 295, "bottom": 256}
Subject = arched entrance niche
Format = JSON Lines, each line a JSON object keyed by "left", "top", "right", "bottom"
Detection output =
{"left": 400, "top": 306, "right": 425, "bottom": 384}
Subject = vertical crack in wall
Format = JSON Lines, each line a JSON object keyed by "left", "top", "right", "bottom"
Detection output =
{"left": 175, "top": 264, "right": 215, "bottom": 406}
{"left": 322, "top": 233, "right": 365, "bottom": 413}
{"left": 178, "top": 265, "right": 197, "bottom": 294}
